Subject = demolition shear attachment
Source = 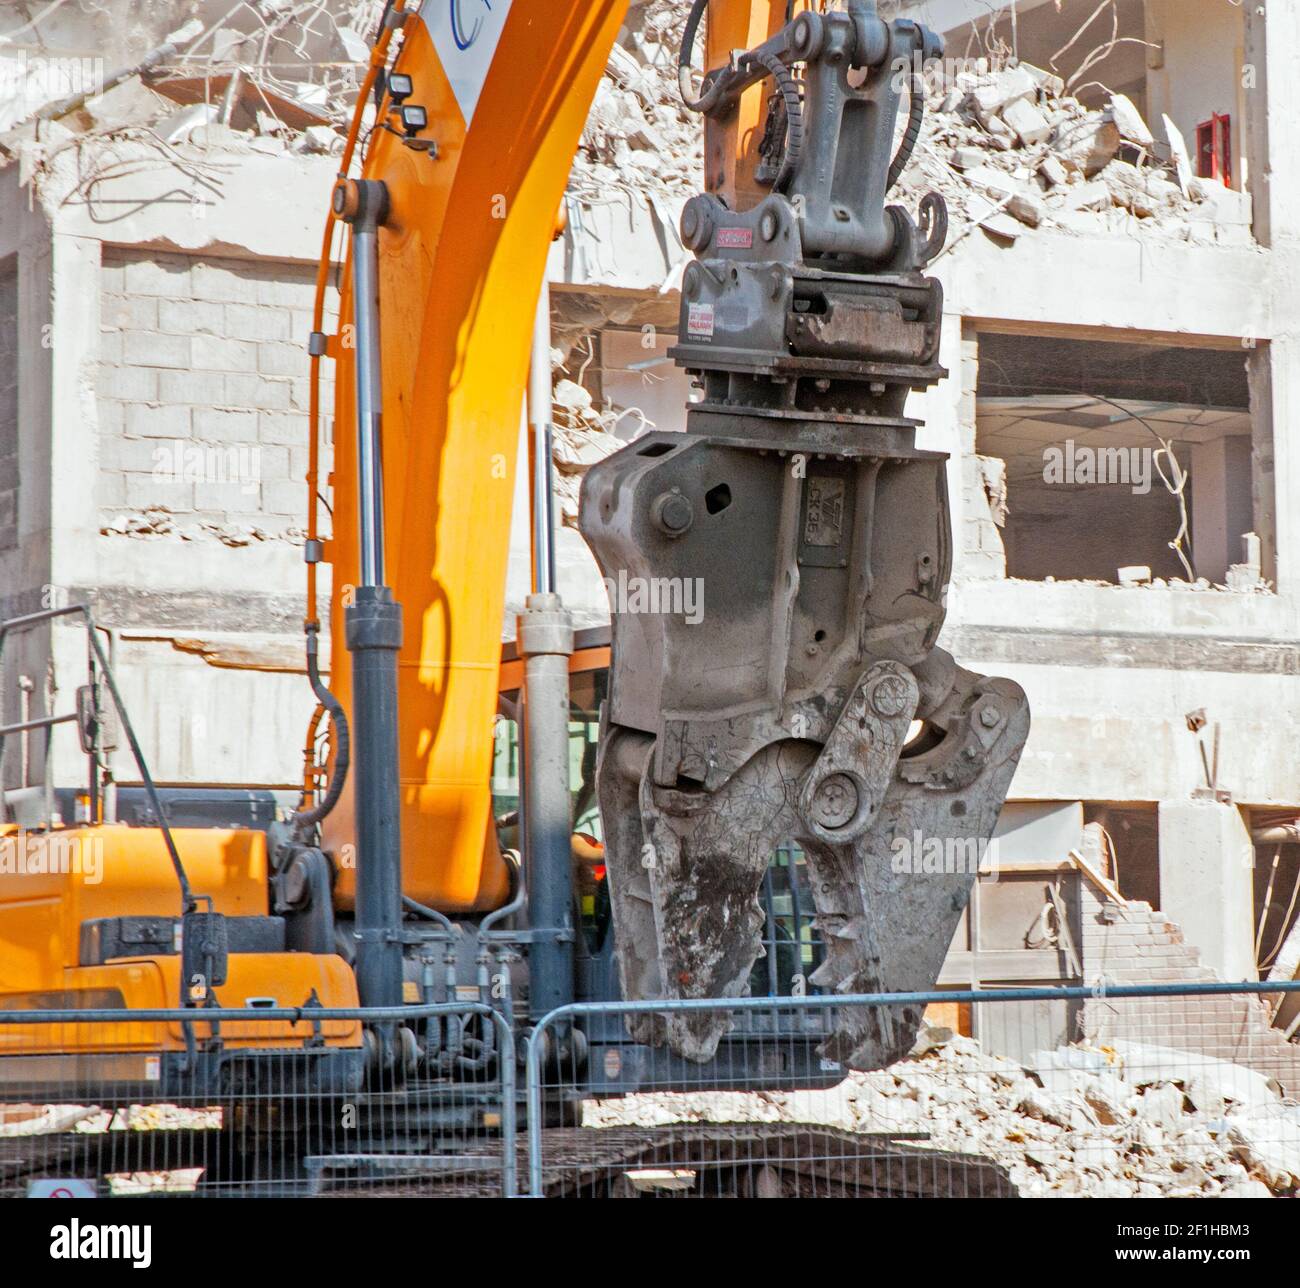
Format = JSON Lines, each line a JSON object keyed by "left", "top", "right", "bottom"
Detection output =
{"left": 580, "top": 0, "right": 1030, "bottom": 1070}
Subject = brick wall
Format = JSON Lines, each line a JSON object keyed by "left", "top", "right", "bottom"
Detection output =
{"left": 1080, "top": 882, "right": 1300, "bottom": 1093}
{"left": 0, "top": 257, "right": 17, "bottom": 551}
{"left": 97, "top": 248, "right": 333, "bottom": 534}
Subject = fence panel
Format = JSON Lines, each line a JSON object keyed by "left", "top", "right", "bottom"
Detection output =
{"left": 525, "top": 984, "right": 1300, "bottom": 1199}
{"left": 6, "top": 985, "right": 1300, "bottom": 1199}
{"left": 0, "top": 1003, "right": 516, "bottom": 1198}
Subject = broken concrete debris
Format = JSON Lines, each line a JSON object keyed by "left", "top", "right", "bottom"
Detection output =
{"left": 585, "top": 1025, "right": 1299, "bottom": 1198}
{"left": 1110, "top": 92, "right": 1156, "bottom": 150}
{"left": 0, "top": 24, "right": 347, "bottom": 170}
{"left": 570, "top": 0, "right": 704, "bottom": 201}
{"left": 889, "top": 63, "right": 1253, "bottom": 247}
{"left": 575, "top": 28, "right": 1253, "bottom": 250}
{"left": 101, "top": 507, "right": 301, "bottom": 548}
{"left": 1001, "top": 97, "right": 1053, "bottom": 150}
{"left": 550, "top": 371, "right": 625, "bottom": 527}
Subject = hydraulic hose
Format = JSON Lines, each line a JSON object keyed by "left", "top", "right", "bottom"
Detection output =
{"left": 887, "top": 58, "right": 925, "bottom": 191}
{"left": 290, "top": 623, "right": 350, "bottom": 835}
{"left": 678, "top": 0, "right": 722, "bottom": 114}
{"left": 756, "top": 51, "right": 803, "bottom": 192}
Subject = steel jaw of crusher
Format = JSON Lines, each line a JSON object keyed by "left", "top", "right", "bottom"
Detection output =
{"left": 578, "top": 261, "right": 1032, "bottom": 1073}
{"left": 578, "top": 2, "right": 1029, "bottom": 1071}
{"left": 582, "top": 404, "right": 1031, "bottom": 1070}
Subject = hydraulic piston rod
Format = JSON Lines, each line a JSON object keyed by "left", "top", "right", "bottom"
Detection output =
{"left": 521, "top": 281, "right": 575, "bottom": 1021}
{"left": 334, "top": 178, "right": 405, "bottom": 1031}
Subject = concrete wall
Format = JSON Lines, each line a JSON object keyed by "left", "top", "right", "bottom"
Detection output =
{"left": 96, "top": 248, "right": 326, "bottom": 532}
{"left": 0, "top": 157, "right": 55, "bottom": 614}
{"left": 0, "top": 143, "right": 339, "bottom": 794}
{"left": 1145, "top": 0, "right": 1248, "bottom": 191}
{"left": 945, "top": 578, "right": 1300, "bottom": 805}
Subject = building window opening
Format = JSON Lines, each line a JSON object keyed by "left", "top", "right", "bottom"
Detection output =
{"left": 971, "top": 333, "right": 1263, "bottom": 589}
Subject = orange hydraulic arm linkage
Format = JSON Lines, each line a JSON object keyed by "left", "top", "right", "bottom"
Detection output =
{"left": 300, "top": 0, "right": 787, "bottom": 930}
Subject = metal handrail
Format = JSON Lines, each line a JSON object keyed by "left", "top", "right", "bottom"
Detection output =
{"left": 0, "top": 1000, "right": 519, "bottom": 1197}
{"left": 0, "top": 602, "right": 195, "bottom": 910}
{"left": 523, "top": 979, "right": 1300, "bottom": 1197}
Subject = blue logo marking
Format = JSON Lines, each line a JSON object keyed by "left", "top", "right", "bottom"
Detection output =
{"left": 450, "top": 0, "right": 492, "bottom": 51}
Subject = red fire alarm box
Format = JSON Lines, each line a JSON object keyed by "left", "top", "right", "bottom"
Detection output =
{"left": 1195, "top": 113, "right": 1232, "bottom": 186}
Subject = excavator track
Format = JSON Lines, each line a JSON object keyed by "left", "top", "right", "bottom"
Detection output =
{"left": 2, "top": 1109, "right": 1016, "bottom": 1199}
{"left": 325, "top": 1124, "right": 1017, "bottom": 1199}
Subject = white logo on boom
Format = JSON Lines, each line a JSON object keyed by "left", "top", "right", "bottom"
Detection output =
{"left": 428, "top": 0, "right": 515, "bottom": 125}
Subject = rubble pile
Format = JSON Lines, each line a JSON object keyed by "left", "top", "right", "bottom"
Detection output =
{"left": 550, "top": 361, "right": 630, "bottom": 528}
{"left": 570, "top": 0, "right": 705, "bottom": 201}
{"left": 100, "top": 507, "right": 304, "bottom": 547}
{"left": 895, "top": 63, "right": 1254, "bottom": 248}
{"left": 572, "top": 4, "right": 1253, "bottom": 250}
{"left": 584, "top": 1026, "right": 1300, "bottom": 1197}
{"left": 0, "top": 68, "right": 347, "bottom": 173}
{"left": 0, "top": 2, "right": 373, "bottom": 175}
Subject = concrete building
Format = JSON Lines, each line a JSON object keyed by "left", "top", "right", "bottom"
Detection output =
{"left": 0, "top": 0, "right": 1298, "bottom": 1055}
{"left": 549, "top": 0, "right": 1300, "bottom": 1022}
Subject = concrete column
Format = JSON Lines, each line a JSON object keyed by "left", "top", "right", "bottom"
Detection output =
{"left": 910, "top": 312, "right": 979, "bottom": 580}
{"left": 1244, "top": 3, "right": 1300, "bottom": 595}
{"left": 1158, "top": 798, "right": 1257, "bottom": 982}
{"left": 1247, "top": 346, "right": 1278, "bottom": 585}
{"left": 1190, "top": 434, "right": 1253, "bottom": 584}
{"left": 0, "top": 219, "right": 58, "bottom": 797}
{"left": 1244, "top": 1, "right": 1300, "bottom": 250}
{"left": 1250, "top": 333, "right": 1300, "bottom": 596}
{"left": 47, "top": 233, "right": 102, "bottom": 596}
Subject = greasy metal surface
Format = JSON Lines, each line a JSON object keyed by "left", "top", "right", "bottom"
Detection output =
{"left": 580, "top": 1, "right": 1029, "bottom": 1071}
{"left": 524, "top": 1124, "right": 1018, "bottom": 1199}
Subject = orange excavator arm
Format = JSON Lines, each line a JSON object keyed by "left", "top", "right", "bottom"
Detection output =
{"left": 307, "top": 1, "right": 786, "bottom": 917}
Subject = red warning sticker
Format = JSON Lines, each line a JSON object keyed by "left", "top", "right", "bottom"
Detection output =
{"left": 687, "top": 302, "right": 715, "bottom": 339}
{"left": 716, "top": 227, "right": 754, "bottom": 249}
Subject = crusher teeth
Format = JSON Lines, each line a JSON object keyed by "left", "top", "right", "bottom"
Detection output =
{"left": 805, "top": 923, "right": 914, "bottom": 1070}
{"left": 595, "top": 660, "right": 1030, "bottom": 1076}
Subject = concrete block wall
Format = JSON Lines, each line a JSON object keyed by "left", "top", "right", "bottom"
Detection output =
{"left": 0, "top": 256, "right": 16, "bottom": 551}
{"left": 954, "top": 330, "right": 1008, "bottom": 581}
{"left": 1079, "top": 883, "right": 1300, "bottom": 1092}
{"left": 96, "top": 248, "right": 330, "bottom": 536}
{"left": 962, "top": 454, "right": 1008, "bottom": 581}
